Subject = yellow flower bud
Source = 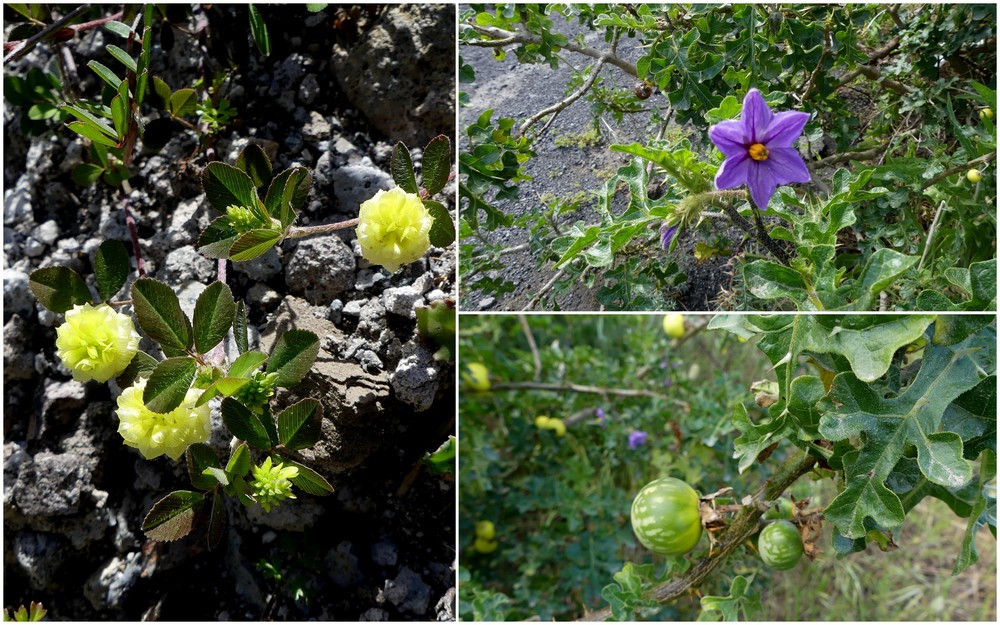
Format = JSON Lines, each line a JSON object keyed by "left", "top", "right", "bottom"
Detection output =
{"left": 55, "top": 303, "right": 140, "bottom": 383}
{"left": 250, "top": 456, "right": 299, "bottom": 512}
{"left": 116, "top": 379, "right": 211, "bottom": 461}
{"left": 356, "top": 187, "right": 434, "bottom": 273}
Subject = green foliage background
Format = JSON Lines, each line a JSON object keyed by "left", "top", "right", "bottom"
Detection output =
{"left": 458, "top": 314, "right": 996, "bottom": 621}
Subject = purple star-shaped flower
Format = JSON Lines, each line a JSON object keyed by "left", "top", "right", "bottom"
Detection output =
{"left": 628, "top": 430, "right": 648, "bottom": 449}
{"left": 709, "top": 89, "right": 810, "bottom": 210}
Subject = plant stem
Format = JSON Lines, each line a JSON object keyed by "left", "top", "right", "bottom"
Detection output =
{"left": 749, "top": 202, "right": 790, "bottom": 264}
{"left": 120, "top": 180, "right": 145, "bottom": 277}
{"left": 490, "top": 381, "right": 683, "bottom": 405}
{"left": 3, "top": 4, "right": 90, "bottom": 64}
{"left": 285, "top": 218, "right": 359, "bottom": 240}
{"left": 917, "top": 200, "right": 947, "bottom": 273}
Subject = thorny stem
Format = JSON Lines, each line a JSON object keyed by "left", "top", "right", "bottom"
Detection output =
{"left": 577, "top": 450, "right": 819, "bottom": 621}
{"left": 750, "top": 205, "right": 790, "bottom": 264}
{"left": 285, "top": 218, "right": 359, "bottom": 240}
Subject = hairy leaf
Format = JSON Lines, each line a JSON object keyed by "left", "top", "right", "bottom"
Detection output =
{"left": 29, "top": 266, "right": 92, "bottom": 313}
{"left": 142, "top": 490, "right": 204, "bottom": 542}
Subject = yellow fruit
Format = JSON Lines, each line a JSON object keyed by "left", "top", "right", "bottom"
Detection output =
{"left": 968, "top": 169, "right": 982, "bottom": 183}
{"left": 473, "top": 537, "right": 498, "bottom": 553}
{"left": 549, "top": 418, "right": 566, "bottom": 436}
{"left": 981, "top": 108, "right": 994, "bottom": 120}
{"left": 462, "top": 363, "right": 490, "bottom": 392}
{"left": 662, "top": 313, "right": 685, "bottom": 338}
{"left": 475, "top": 520, "right": 496, "bottom": 540}
{"left": 534, "top": 415, "right": 551, "bottom": 428}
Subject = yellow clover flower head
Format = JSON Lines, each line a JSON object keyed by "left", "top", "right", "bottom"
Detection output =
{"left": 250, "top": 456, "right": 299, "bottom": 512}
{"left": 116, "top": 378, "right": 211, "bottom": 461}
{"left": 356, "top": 187, "right": 434, "bottom": 273}
{"left": 55, "top": 303, "right": 140, "bottom": 383}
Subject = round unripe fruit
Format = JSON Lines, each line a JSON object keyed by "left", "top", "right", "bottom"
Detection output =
{"left": 662, "top": 313, "right": 685, "bottom": 338}
{"left": 475, "top": 520, "right": 496, "bottom": 540}
{"left": 462, "top": 363, "right": 491, "bottom": 392}
{"left": 473, "top": 537, "right": 498, "bottom": 553}
{"left": 630, "top": 477, "right": 702, "bottom": 556}
{"left": 534, "top": 415, "right": 551, "bottom": 428}
{"left": 981, "top": 107, "right": 994, "bottom": 120}
{"left": 549, "top": 418, "right": 566, "bottom": 436}
{"left": 968, "top": 169, "right": 982, "bottom": 183}
{"left": 762, "top": 497, "right": 795, "bottom": 521}
{"left": 758, "top": 520, "right": 803, "bottom": 570}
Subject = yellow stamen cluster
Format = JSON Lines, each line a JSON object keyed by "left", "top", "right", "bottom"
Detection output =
{"left": 749, "top": 143, "right": 770, "bottom": 161}
{"left": 55, "top": 303, "right": 140, "bottom": 383}
{"left": 356, "top": 187, "right": 434, "bottom": 273}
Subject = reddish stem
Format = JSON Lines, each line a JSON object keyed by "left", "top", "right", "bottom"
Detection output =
{"left": 123, "top": 195, "right": 145, "bottom": 277}
{"left": 69, "top": 11, "right": 124, "bottom": 33}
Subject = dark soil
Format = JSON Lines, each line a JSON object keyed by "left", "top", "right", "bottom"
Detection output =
{"left": 4, "top": 5, "right": 455, "bottom": 621}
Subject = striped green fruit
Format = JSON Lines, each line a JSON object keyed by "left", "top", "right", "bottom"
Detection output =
{"left": 758, "top": 520, "right": 803, "bottom": 570}
{"left": 630, "top": 477, "right": 702, "bottom": 556}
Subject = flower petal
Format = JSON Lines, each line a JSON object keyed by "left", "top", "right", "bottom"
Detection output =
{"left": 747, "top": 161, "right": 779, "bottom": 210}
{"left": 709, "top": 120, "right": 747, "bottom": 157}
{"left": 742, "top": 89, "right": 773, "bottom": 144}
{"left": 660, "top": 223, "right": 678, "bottom": 250}
{"left": 766, "top": 147, "right": 811, "bottom": 185}
{"left": 763, "top": 111, "right": 809, "bottom": 148}
{"left": 715, "top": 153, "right": 750, "bottom": 190}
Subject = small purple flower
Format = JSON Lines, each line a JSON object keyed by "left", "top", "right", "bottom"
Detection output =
{"left": 663, "top": 378, "right": 673, "bottom": 388}
{"left": 709, "top": 89, "right": 810, "bottom": 210}
{"left": 628, "top": 430, "right": 648, "bottom": 449}
{"left": 659, "top": 223, "right": 678, "bottom": 250}
{"left": 595, "top": 408, "right": 606, "bottom": 419}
